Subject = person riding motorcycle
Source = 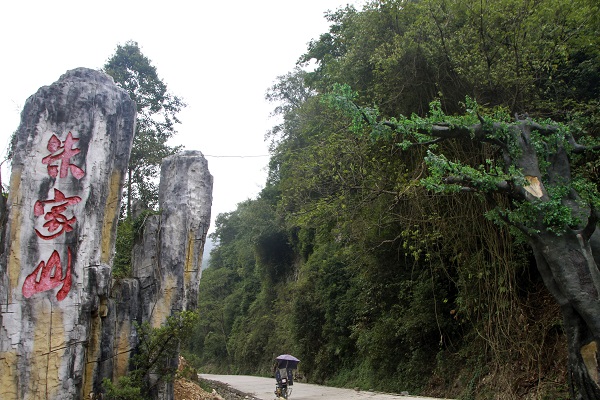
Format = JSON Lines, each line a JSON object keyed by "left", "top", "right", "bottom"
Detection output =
{"left": 273, "top": 354, "right": 299, "bottom": 399}
{"left": 274, "top": 363, "right": 293, "bottom": 398}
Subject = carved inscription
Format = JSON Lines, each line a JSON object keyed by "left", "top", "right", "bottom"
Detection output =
{"left": 22, "top": 248, "right": 73, "bottom": 301}
{"left": 34, "top": 188, "right": 81, "bottom": 240}
{"left": 23, "top": 131, "right": 86, "bottom": 301}
{"left": 42, "top": 132, "right": 85, "bottom": 179}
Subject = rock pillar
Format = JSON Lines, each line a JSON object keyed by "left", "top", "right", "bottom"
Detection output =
{"left": 131, "top": 150, "right": 212, "bottom": 399}
{"left": 157, "top": 150, "right": 213, "bottom": 317}
{"left": 0, "top": 68, "right": 136, "bottom": 399}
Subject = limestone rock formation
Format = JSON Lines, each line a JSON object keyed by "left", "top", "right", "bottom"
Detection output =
{"left": 0, "top": 68, "right": 213, "bottom": 400}
{"left": 0, "top": 68, "right": 136, "bottom": 399}
{"left": 130, "top": 151, "right": 213, "bottom": 399}
{"left": 158, "top": 151, "right": 213, "bottom": 315}
{"left": 132, "top": 151, "right": 212, "bottom": 328}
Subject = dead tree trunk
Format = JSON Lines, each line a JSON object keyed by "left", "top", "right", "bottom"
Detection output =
{"left": 424, "top": 117, "right": 600, "bottom": 399}
{"left": 495, "top": 120, "right": 600, "bottom": 399}
{"left": 343, "top": 93, "right": 600, "bottom": 398}
{"left": 530, "top": 232, "right": 600, "bottom": 399}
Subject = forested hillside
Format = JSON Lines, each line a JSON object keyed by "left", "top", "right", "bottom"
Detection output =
{"left": 184, "top": 1, "right": 600, "bottom": 398}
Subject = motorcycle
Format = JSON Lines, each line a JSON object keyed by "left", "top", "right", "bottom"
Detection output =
{"left": 273, "top": 354, "right": 300, "bottom": 399}
{"left": 274, "top": 374, "right": 290, "bottom": 399}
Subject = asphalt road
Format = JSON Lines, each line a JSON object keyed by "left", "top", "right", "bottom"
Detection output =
{"left": 199, "top": 374, "right": 454, "bottom": 400}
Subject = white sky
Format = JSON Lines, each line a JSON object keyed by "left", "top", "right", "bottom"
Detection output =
{"left": 0, "top": 0, "right": 363, "bottom": 234}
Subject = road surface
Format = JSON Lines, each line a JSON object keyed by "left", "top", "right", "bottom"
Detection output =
{"left": 199, "top": 374, "right": 454, "bottom": 400}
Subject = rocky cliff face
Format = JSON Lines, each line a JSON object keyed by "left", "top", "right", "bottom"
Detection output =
{"left": 0, "top": 68, "right": 213, "bottom": 400}
{"left": 0, "top": 68, "right": 136, "bottom": 399}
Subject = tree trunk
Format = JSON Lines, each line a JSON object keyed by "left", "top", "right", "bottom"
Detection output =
{"left": 530, "top": 231, "right": 600, "bottom": 399}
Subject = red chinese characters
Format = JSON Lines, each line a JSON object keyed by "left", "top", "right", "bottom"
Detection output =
{"left": 25, "top": 131, "right": 86, "bottom": 301}
{"left": 34, "top": 188, "right": 82, "bottom": 240}
{"left": 22, "top": 248, "right": 72, "bottom": 301}
{"left": 42, "top": 131, "right": 85, "bottom": 179}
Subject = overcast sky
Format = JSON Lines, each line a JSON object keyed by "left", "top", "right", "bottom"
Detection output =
{"left": 0, "top": 0, "right": 363, "bottom": 234}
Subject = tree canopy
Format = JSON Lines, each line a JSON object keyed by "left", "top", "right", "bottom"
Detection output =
{"left": 104, "top": 41, "right": 185, "bottom": 215}
{"left": 328, "top": 87, "right": 600, "bottom": 397}
{"left": 188, "top": 0, "right": 600, "bottom": 398}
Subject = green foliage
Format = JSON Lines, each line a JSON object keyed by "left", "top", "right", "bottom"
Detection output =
{"left": 303, "top": 0, "right": 600, "bottom": 120}
{"left": 104, "top": 41, "right": 185, "bottom": 214}
{"left": 102, "top": 376, "right": 144, "bottom": 400}
{"left": 187, "top": 1, "right": 599, "bottom": 398}
{"left": 573, "top": 177, "right": 600, "bottom": 211}
{"left": 113, "top": 209, "right": 161, "bottom": 278}
{"left": 184, "top": 190, "right": 296, "bottom": 374}
{"left": 326, "top": 85, "right": 599, "bottom": 240}
{"left": 291, "top": 241, "right": 359, "bottom": 382}
{"left": 422, "top": 151, "right": 510, "bottom": 193}
{"left": 113, "top": 217, "right": 134, "bottom": 278}
{"left": 130, "top": 311, "right": 198, "bottom": 397}
{"left": 102, "top": 311, "right": 197, "bottom": 399}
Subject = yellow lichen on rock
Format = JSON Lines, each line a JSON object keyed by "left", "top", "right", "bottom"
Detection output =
{"left": 101, "top": 171, "right": 122, "bottom": 264}
{"left": 7, "top": 168, "right": 23, "bottom": 294}
{"left": 115, "top": 319, "right": 132, "bottom": 378}
{"left": 24, "top": 300, "right": 66, "bottom": 399}
{"left": 581, "top": 341, "right": 599, "bottom": 384}
{"left": 27, "top": 299, "right": 54, "bottom": 399}
{"left": 83, "top": 314, "right": 102, "bottom": 397}
{"left": 0, "top": 351, "right": 19, "bottom": 399}
{"left": 151, "top": 273, "right": 178, "bottom": 329}
{"left": 184, "top": 230, "right": 198, "bottom": 289}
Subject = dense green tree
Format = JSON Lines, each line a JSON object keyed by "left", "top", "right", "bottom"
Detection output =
{"left": 187, "top": 189, "right": 297, "bottom": 374}
{"left": 327, "top": 86, "right": 600, "bottom": 398}
{"left": 191, "top": 0, "right": 600, "bottom": 397}
{"left": 269, "top": 74, "right": 478, "bottom": 387}
{"left": 104, "top": 41, "right": 185, "bottom": 215}
{"left": 300, "top": 0, "right": 600, "bottom": 119}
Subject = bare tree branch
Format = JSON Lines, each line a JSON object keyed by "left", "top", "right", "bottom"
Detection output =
{"left": 580, "top": 207, "right": 600, "bottom": 241}
{"left": 566, "top": 132, "right": 600, "bottom": 154}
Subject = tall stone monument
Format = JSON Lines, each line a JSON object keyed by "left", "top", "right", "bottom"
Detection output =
{"left": 134, "top": 151, "right": 212, "bottom": 326}
{"left": 0, "top": 68, "right": 136, "bottom": 399}
{"left": 131, "top": 151, "right": 212, "bottom": 400}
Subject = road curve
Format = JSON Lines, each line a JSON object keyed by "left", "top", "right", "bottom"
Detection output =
{"left": 199, "top": 374, "right": 454, "bottom": 400}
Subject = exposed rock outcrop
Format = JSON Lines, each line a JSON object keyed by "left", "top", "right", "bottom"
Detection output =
{"left": 0, "top": 68, "right": 136, "bottom": 399}
{"left": 0, "top": 69, "right": 213, "bottom": 400}
{"left": 129, "top": 151, "right": 213, "bottom": 400}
